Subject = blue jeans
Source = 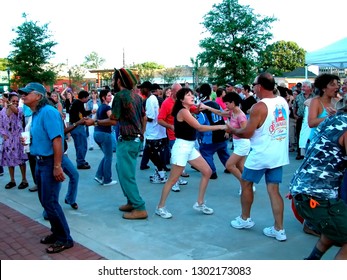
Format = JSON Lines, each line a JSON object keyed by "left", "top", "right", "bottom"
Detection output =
{"left": 116, "top": 138, "right": 146, "bottom": 210}
{"left": 70, "top": 125, "right": 88, "bottom": 166}
{"left": 94, "top": 131, "right": 114, "bottom": 184}
{"left": 199, "top": 141, "right": 230, "bottom": 173}
{"left": 36, "top": 157, "right": 73, "bottom": 244}
{"left": 62, "top": 154, "right": 79, "bottom": 204}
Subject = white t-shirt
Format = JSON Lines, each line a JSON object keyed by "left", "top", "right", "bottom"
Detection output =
{"left": 145, "top": 95, "right": 166, "bottom": 140}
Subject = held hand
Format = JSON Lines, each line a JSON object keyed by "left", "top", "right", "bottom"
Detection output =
{"left": 84, "top": 118, "right": 95, "bottom": 126}
{"left": 326, "top": 106, "right": 337, "bottom": 116}
{"left": 199, "top": 103, "right": 208, "bottom": 111}
{"left": 76, "top": 118, "right": 86, "bottom": 126}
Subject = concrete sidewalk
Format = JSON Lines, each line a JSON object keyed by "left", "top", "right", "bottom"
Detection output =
{"left": 0, "top": 141, "right": 338, "bottom": 260}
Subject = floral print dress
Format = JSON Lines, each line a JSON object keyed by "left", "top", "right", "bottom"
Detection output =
{"left": 0, "top": 107, "right": 27, "bottom": 166}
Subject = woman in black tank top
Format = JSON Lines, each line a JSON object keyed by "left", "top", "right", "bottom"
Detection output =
{"left": 155, "top": 88, "right": 227, "bottom": 219}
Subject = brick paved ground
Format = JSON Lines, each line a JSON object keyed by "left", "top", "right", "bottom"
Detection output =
{"left": 0, "top": 202, "right": 106, "bottom": 260}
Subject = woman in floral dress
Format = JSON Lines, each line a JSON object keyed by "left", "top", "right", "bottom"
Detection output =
{"left": 0, "top": 93, "right": 28, "bottom": 189}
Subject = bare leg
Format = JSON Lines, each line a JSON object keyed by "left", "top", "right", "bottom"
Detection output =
{"left": 266, "top": 183, "right": 284, "bottom": 230}
{"left": 8, "top": 166, "right": 15, "bottom": 182}
{"left": 19, "top": 163, "right": 28, "bottom": 183}
{"left": 157, "top": 164, "right": 184, "bottom": 208}
{"left": 189, "top": 156, "right": 212, "bottom": 204}
{"left": 240, "top": 179, "right": 254, "bottom": 219}
{"left": 225, "top": 154, "right": 244, "bottom": 183}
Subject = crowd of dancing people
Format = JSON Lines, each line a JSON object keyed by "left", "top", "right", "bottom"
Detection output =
{"left": 0, "top": 70, "right": 346, "bottom": 258}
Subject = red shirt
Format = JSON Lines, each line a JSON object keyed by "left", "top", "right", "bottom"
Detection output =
{"left": 158, "top": 97, "right": 175, "bottom": 140}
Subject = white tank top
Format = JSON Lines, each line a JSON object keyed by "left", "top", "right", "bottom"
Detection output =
{"left": 245, "top": 96, "right": 289, "bottom": 170}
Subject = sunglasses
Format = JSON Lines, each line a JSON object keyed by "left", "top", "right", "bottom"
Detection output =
{"left": 21, "top": 91, "right": 33, "bottom": 96}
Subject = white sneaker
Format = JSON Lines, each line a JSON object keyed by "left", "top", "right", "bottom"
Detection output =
{"left": 263, "top": 226, "right": 287, "bottom": 241}
{"left": 193, "top": 202, "right": 214, "bottom": 215}
{"left": 230, "top": 216, "right": 255, "bottom": 229}
{"left": 94, "top": 177, "right": 103, "bottom": 185}
{"left": 155, "top": 206, "right": 173, "bottom": 219}
{"left": 178, "top": 178, "right": 188, "bottom": 185}
{"left": 103, "top": 180, "right": 118, "bottom": 186}
{"left": 150, "top": 173, "right": 167, "bottom": 184}
{"left": 171, "top": 183, "right": 180, "bottom": 192}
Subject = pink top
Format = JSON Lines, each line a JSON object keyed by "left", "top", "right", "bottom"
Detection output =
{"left": 229, "top": 111, "right": 247, "bottom": 139}
{"left": 215, "top": 97, "right": 227, "bottom": 110}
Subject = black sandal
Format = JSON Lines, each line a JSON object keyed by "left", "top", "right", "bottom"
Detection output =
{"left": 5, "top": 182, "right": 16, "bottom": 189}
{"left": 40, "top": 234, "right": 58, "bottom": 244}
{"left": 46, "top": 241, "right": 74, "bottom": 254}
{"left": 18, "top": 182, "right": 29, "bottom": 189}
{"left": 65, "top": 199, "right": 78, "bottom": 210}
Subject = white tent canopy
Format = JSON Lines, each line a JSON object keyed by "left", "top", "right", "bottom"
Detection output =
{"left": 305, "top": 37, "right": 347, "bottom": 69}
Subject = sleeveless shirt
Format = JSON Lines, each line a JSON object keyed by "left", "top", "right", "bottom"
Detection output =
{"left": 174, "top": 117, "right": 196, "bottom": 141}
{"left": 245, "top": 96, "right": 289, "bottom": 170}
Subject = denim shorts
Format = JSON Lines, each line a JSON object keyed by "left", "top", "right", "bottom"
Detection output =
{"left": 242, "top": 166, "right": 283, "bottom": 184}
{"left": 171, "top": 138, "right": 200, "bottom": 167}
{"left": 294, "top": 194, "right": 347, "bottom": 244}
{"left": 233, "top": 138, "right": 250, "bottom": 156}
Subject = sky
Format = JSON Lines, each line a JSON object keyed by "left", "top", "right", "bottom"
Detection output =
{"left": 0, "top": 0, "right": 346, "bottom": 70}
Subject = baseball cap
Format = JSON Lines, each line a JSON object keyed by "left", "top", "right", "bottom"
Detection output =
{"left": 234, "top": 84, "right": 243, "bottom": 89}
{"left": 296, "top": 82, "right": 302, "bottom": 88}
{"left": 18, "top": 82, "right": 46, "bottom": 96}
{"left": 151, "top": 83, "right": 162, "bottom": 90}
{"left": 137, "top": 81, "right": 152, "bottom": 89}
{"left": 225, "top": 82, "right": 234, "bottom": 87}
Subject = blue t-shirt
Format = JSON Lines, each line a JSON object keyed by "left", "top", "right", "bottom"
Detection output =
{"left": 95, "top": 104, "right": 112, "bottom": 133}
{"left": 30, "top": 105, "right": 64, "bottom": 156}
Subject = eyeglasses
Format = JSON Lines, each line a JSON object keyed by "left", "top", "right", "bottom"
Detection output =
{"left": 21, "top": 91, "right": 33, "bottom": 96}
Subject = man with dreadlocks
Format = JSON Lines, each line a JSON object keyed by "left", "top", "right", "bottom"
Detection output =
{"left": 87, "top": 68, "right": 148, "bottom": 219}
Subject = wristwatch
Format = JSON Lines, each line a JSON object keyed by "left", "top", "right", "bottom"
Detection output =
{"left": 94, "top": 120, "right": 98, "bottom": 126}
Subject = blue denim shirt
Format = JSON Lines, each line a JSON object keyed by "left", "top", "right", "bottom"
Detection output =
{"left": 30, "top": 105, "right": 64, "bottom": 156}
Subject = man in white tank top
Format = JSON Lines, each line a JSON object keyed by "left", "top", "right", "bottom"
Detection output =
{"left": 228, "top": 72, "right": 290, "bottom": 242}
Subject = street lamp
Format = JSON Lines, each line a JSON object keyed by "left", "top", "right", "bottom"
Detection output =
{"left": 6, "top": 67, "right": 10, "bottom": 90}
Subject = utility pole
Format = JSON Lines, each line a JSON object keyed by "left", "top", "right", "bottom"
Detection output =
{"left": 123, "top": 48, "right": 125, "bottom": 68}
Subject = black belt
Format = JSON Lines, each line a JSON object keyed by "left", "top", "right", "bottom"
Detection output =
{"left": 35, "top": 155, "right": 54, "bottom": 160}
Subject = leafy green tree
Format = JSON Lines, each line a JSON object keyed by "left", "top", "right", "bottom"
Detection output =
{"left": 258, "top": 40, "right": 306, "bottom": 76}
{"left": 160, "top": 67, "right": 182, "bottom": 85}
{"left": 7, "top": 14, "right": 58, "bottom": 87}
{"left": 133, "top": 62, "right": 165, "bottom": 82}
{"left": 0, "top": 58, "right": 9, "bottom": 71}
{"left": 82, "top": 51, "right": 105, "bottom": 69}
{"left": 70, "top": 65, "right": 87, "bottom": 88}
{"left": 198, "top": 0, "right": 276, "bottom": 85}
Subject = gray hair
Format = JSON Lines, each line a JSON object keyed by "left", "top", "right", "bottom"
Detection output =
{"left": 301, "top": 80, "right": 312, "bottom": 88}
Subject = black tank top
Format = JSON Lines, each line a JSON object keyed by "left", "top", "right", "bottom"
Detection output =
{"left": 174, "top": 117, "right": 196, "bottom": 141}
